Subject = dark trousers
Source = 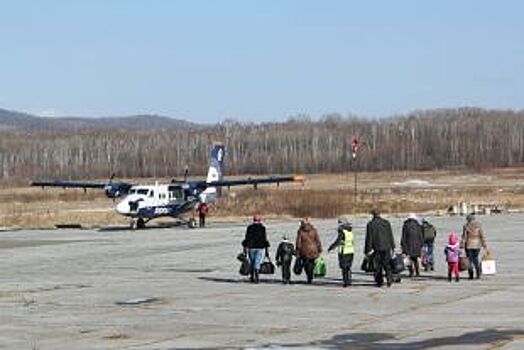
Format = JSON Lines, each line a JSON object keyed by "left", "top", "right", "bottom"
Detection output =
{"left": 280, "top": 261, "right": 291, "bottom": 283}
{"left": 339, "top": 253, "right": 354, "bottom": 286}
{"left": 466, "top": 249, "right": 481, "bottom": 278}
{"left": 303, "top": 258, "right": 316, "bottom": 284}
{"left": 408, "top": 255, "right": 420, "bottom": 277}
{"left": 373, "top": 250, "right": 393, "bottom": 287}
{"left": 199, "top": 213, "right": 205, "bottom": 227}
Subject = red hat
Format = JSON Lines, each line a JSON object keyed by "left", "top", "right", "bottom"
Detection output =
{"left": 449, "top": 232, "right": 458, "bottom": 245}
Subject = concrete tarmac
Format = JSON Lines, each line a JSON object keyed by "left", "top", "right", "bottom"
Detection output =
{"left": 1, "top": 214, "right": 523, "bottom": 349}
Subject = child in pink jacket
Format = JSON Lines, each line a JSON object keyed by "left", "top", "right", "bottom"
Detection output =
{"left": 445, "top": 232, "right": 460, "bottom": 282}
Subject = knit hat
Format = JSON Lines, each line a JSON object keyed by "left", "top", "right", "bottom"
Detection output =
{"left": 448, "top": 232, "right": 458, "bottom": 245}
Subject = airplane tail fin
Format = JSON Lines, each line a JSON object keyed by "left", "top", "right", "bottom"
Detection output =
{"left": 206, "top": 143, "right": 225, "bottom": 183}
{"left": 200, "top": 143, "right": 224, "bottom": 203}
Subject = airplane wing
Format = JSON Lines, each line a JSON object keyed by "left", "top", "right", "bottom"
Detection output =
{"left": 31, "top": 180, "right": 133, "bottom": 198}
{"left": 207, "top": 175, "right": 305, "bottom": 188}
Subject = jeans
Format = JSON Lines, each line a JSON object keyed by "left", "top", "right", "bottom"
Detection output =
{"left": 248, "top": 249, "right": 265, "bottom": 273}
{"left": 466, "top": 248, "right": 481, "bottom": 278}
{"left": 424, "top": 242, "right": 434, "bottom": 268}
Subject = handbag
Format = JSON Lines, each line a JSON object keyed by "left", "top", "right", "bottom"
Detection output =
{"left": 313, "top": 256, "right": 326, "bottom": 277}
{"left": 259, "top": 259, "right": 275, "bottom": 274}
{"left": 361, "top": 255, "right": 375, "bottom": 273}
{"left": 237, "top": 252, "right": 251, "bottom": 276}
{"left": 459, "top": 251, "right": 471, "bottom": 271}
{"left": 293, "top": 256, "right": 304, "bottom": 275}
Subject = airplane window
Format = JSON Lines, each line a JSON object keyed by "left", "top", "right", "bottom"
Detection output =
{"left": 129, "top": 189, "right": 136, "bottom": 194}
{"left": 149, "top": 190, "right": 154, "bottom": 197}
{"left": 136, "top": 189, "right": 149, "bottom": 195}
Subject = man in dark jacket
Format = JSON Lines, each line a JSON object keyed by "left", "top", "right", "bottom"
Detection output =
{"left": 401, "top": 213, "right": 424, "bottom": 277}
{"left": 365, "top": 209, "right": 395, "bottom": 287}
{"left": 242, "top": 214, "right": 270, "bottom": 283}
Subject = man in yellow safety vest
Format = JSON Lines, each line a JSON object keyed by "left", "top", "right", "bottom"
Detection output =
{"left": 328, "top": 216, "right": 355, "bottom": 287}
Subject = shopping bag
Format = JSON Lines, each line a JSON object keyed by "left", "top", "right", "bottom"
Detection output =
{"left": 313, "top": 256, "right": 326, "bottom": 277}
{"left": 481, "top": 249, "right": 496, "bottom": 275}
{"left": 293, "top": 256, "right": 304, "bottom": 275}
{"left": 403, "top": 254, "right": 412, "bottom": 268}
{"left": 481, "top": 260, "right": 496, "bottom": 275}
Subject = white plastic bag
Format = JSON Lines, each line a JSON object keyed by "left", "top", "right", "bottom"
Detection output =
{"left": 482, "top": 260, "right": 496, "bottom": 275}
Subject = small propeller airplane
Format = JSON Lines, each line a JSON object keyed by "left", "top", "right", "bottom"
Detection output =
{"left": 32, "top": 143, "right": 304, "bottom": 229}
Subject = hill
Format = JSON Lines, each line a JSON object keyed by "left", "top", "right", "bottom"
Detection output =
{"left": 0, "top": 108, "right": 198, "bottom": 131}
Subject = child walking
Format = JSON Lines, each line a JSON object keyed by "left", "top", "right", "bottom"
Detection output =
{"left": 445, "top": 232, "right": 460, "bottom": 282}
{"left": 275, "top": 235, "right": 295, "bottom": 284}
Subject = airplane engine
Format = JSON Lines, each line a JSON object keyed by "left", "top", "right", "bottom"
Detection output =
{"left": 104, "top": 182, "right": 132, "bottom": 198}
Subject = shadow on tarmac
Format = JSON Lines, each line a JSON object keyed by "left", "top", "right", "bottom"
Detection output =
{"left": 198, "top": 276, "right": 377, "bottom": 288}
{"left": 183, "top": 329, "right": 524, "bottom": 349}
{"left": 272, "top": 328, "right": 524, "bottom": 349}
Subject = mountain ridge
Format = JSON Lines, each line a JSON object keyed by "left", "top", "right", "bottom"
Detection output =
{"left": 0, "top": 108, "right": 198, "bottom": 131}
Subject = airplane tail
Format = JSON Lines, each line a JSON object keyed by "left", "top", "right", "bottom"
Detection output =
{"left": 200, "top": 143, "right": 225, "bottom": 203}
{"left": 206, "top": 143, "right": 225, "bottom": 183}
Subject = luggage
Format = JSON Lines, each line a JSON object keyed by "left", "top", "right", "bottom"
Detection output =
{"left": 259, "top": 259, "right": 275, "bottom": 274}
{"left": 481, "top": 249, "right": 496, "bottom": 275}
{"left": 390, "top": 253, "right": 405, "bottom": 274}
{"left": 237, "top": 252, "right": 251, "bottom": 276}
{"left": 293, "top": 256, "right": 304, "bottom": 275}
{"left": 361, "top": 255, "right": 375, "bottom": 273}
{"left": 239, "top": 260, "right": 251, "bottom": 275}
{"left": 313, "top": 256, "right": 326, "bottom": 277}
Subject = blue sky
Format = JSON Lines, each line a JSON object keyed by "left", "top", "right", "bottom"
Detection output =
{"left": 1, "top": 1, "right": 523, "bottom": 122}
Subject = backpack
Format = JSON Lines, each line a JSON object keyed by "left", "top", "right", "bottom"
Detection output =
{"left": 423, "top": 222, "right": 436, "bottom": 242}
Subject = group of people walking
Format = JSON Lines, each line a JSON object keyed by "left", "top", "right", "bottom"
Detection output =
{"left": 241, "top": 210, "right": 488, "bottom": 287}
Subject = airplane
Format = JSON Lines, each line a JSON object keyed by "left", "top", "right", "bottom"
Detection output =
{"left": 32, "top": 143, "right": 304, "bottom": 229}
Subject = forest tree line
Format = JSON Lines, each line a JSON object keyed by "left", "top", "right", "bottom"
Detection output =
{"left": 1, "top": 108, "right": 524, "bottom": 182}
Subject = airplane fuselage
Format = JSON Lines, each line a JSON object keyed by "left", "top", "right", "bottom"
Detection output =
{"left": 116, "top": 183, "right": 199, "bottom": 219}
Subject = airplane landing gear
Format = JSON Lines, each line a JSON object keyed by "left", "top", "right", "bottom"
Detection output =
{"left": 130, "top": 218, "right": 147, "bottom": 230}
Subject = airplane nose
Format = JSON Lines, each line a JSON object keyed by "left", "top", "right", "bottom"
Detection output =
{"left": 116, "top": 200, "right": 129, "bottom": 215}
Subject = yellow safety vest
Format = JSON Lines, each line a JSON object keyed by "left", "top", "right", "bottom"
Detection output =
{"left": 339, "top": 229, "right": 354, "bottom": 255}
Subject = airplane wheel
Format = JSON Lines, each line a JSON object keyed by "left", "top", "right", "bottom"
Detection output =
{"left": 137, "top": 218, "right": 146, "bottom": 229}
{"left": 188, "top": 218, "right": 197, "bottom": 229}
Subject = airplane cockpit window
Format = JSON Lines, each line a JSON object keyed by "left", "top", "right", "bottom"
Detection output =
{"left": 135, "top": 189, "right": 149, "bottom": 195}
{"left": 129, "top": 189, "right": 136, "bottom": 194}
